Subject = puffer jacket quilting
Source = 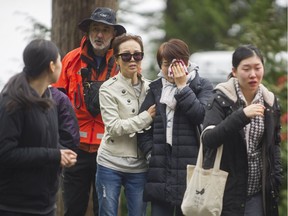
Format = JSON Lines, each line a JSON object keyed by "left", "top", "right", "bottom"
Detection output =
{"left": 138, "top": 73, "right": 213, "bottom": 205}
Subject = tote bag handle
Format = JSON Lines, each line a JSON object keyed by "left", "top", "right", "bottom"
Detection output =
{"left": 196, "top": 125, "right": 223, "bottom": 171}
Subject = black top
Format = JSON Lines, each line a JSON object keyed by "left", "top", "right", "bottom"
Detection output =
{"left": 0, "top": 88, "right": 61, "bottom": 214}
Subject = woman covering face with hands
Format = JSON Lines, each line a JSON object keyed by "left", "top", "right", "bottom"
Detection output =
{"left": 201, "top": 44, "right": 282, "bottom": 216}
{"left": 137, "top": 39, "right": 213, "bottom": 216}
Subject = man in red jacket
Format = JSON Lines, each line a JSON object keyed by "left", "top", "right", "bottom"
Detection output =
{"left": 53, "top": 7, "right": 126, "bottom": 216}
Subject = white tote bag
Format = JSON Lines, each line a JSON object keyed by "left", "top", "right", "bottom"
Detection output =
{"left": 181, "top": 126, "right": 228, "bottom": 216}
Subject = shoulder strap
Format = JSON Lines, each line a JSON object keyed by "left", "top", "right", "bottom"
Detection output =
{"left": 195, "top": 124, "right": 203, "bottom": 147}
{"left": 105, "top": 56, "right": 115, "bottom": 80}
{"left": 198, "top": 125, "right": 223, "bottom": 170}
{"left": 80, "top": 52, "right": 115, "bottom": 81}
{"left": 93, "top": 56, "right": 115, "bottom": 80}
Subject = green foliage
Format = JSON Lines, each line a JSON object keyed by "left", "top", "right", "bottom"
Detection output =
{"left": 16, "top": 12, "right": 50, "bottom": 41}
{"left": 164, "top": 0, "right": 235, "bottom": 52}
{"left": 227, "top": 1, "right": 286, "bottom": 53}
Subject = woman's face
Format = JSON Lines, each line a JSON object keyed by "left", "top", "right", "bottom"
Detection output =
{"left": 161, "top": 58, "right": 174, "bottom": 83}
{"left": 51, "top": 54, "right": 62, "bottom": 83}
{"left": 116, "top": 39, "right": 143, "bottom": 79}
{"left": 232, "top": 55, "right": 264, "bottom": 94}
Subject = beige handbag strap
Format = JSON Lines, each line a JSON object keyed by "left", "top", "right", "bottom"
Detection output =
{"left": 196, "top": 125, "right": 223, "bottom": 171}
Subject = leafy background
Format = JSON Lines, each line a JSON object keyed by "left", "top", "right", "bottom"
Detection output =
{"left": 1, "top": 0, "right": 286, "bottom": 215}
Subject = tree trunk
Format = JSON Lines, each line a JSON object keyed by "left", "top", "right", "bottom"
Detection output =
{"left": 51, "top": 0, "right": 118, "bottom": 56}
{"left": 51, "top": 1, "right": 118, "bottom": 215}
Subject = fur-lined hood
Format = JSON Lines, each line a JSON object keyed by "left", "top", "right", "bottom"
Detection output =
{"left": 215, "top": 77, "right": 275, "bottom": 107}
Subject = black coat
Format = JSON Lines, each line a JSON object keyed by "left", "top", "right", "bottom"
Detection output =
{"left": 202, "top": 78, "right": 282, "bottom": 216}
{"left": 0, "top": 89, "right": 61, "bottom": 214}
{"left": 138, "top": 73, "right": 213, "bottom": 206}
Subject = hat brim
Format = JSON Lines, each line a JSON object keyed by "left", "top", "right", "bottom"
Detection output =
{"left": 78, "top": 19, "right": 126, "bottom": 36}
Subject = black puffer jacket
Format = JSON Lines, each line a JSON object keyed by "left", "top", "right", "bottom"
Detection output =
{"left": 202, "top": 78, "right": 282, "bottom": 216}
{"left": 138, "top": 73, "right": 213, "bottom": 206}
{"left": 0, "top": 89, "right": 61, "bottom": 214}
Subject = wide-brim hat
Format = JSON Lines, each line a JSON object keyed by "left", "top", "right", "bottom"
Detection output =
{"left": 78, "top": 7, "right": 126, "bottom": 36}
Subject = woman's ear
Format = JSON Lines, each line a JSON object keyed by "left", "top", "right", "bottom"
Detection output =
{"left": 232, "top": 67, "right": 236, "bottom": 77}
{"left": 49, "top": 61, "right": 55, "bottom": 73}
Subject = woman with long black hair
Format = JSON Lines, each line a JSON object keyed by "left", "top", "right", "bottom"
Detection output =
{"left": 0, "top": 39, "right": 77, "bottom": 216}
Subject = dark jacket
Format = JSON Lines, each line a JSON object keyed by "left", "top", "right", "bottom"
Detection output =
{"left": 50, "top": 87, "right": 80, "bottom": 150}
{"left": 202, "top": 78, "right": 282, "bottom": 216}
{"left": 0, "top": 88, "right": 61, "bottom": 214}
{"left": 138, "top": 73, "right": 213, "bottom": 206}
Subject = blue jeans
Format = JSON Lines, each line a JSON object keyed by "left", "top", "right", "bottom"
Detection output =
{"left": 96, "top": 164, "right": 147, "bottom": 216}
{"left": 244, "top": 192, "right": 264, "bottom": 216}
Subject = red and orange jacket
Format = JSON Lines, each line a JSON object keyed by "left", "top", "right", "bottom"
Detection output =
{"left": 53, "top": 36, "right": 118, "bottom": 145}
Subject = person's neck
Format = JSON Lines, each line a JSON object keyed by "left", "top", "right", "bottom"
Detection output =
{"left": 131, "top": 74, "right": 139, "bottom": 85}
{"left": 29, "top": 76, "right": 50, "bottom": 97}
{"left": 121, "top": 71, "right": 139, "bottom": 85}
{"left": 242, "top": 89, "right": 256, "bottom": 105}
{"left": 93, "top": 47, "right": 109, "bottom": 57}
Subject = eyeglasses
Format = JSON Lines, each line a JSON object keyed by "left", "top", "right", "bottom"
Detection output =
{"left": 116, "top": 52, "right": 144, "bottom": 62}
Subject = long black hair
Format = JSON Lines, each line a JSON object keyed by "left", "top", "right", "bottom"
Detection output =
{"left": 1, "top": 39, "right": 59, "bottom": 113}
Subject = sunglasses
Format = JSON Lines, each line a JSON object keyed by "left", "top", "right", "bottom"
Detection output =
{"left": 116, "top": 52, "right": 144, "bottom": 62}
